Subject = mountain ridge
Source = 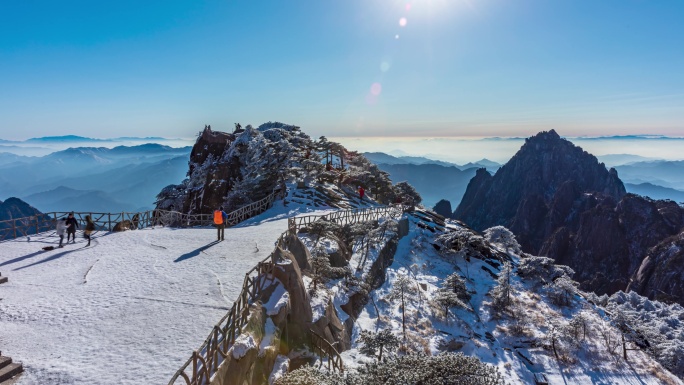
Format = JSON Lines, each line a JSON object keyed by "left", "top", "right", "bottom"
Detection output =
{"left": 454, "top": 130, "right": 684, "bottom": 304}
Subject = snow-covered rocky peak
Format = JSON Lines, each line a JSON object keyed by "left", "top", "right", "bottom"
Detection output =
{"left": 155, "top": 123, "right": 422, "bottom": 215}
{"left": 454, "top": 129, "right": 684, "bottom": 307}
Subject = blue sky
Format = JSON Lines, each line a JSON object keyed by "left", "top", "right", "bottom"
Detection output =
{"left": 1, "top": 0, "right": 683, "bottom": 140}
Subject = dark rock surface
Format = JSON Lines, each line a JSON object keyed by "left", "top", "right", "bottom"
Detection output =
{"left": 184, "top": 127, "right": 239, "bottom": 214}
{"left": 628, "top": 231, "right": 684, "bottom": 304}
{"left": 454, "top": 130, "right": 684, "bottom": 304}
{"left": 432, "top": 199, "right": 452, "bottom": 219}
{"left": 0, "top": 197, "right": 43, "bottom": 222}
{"left": 271, "top": 246, "right": 313, "bottom": 349}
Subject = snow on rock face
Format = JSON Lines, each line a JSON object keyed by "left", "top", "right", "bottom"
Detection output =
{"left": 268, "top": 355, "right": 290, "bottom": 385}
{"left": 156, "top": 123, "right": 319, "bottom": 214}
{"left": 310, "top": 291, "right": 329, "bottom": 323}
{"left": 264, "top": 282, "right": 290, "bottom": 316}
{"left": 628, "top": 230, "right": 684, "bottom": 305}
{"left": 231, "top": 334, "right": 257, "bottom": 359}
{"left": 259, "top": 318, "right": 278, "bottom": 356}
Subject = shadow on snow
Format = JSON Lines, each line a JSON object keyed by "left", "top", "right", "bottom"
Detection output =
{"left": 174, "top": 240, "right": 221, "bottom": 263}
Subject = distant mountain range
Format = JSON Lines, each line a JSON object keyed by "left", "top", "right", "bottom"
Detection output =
{"left": 362, "top": 152, "right": 502, "bottom": 208}
{"left": 596, "top": 154, "right": 661, "bottom": 167}
{"left": 373, "top": 163, "right": 477, "bottom": 209}
{"left": 363, "top": 152, "right": 501, "bottom": 171}
{"left": 1, "top": 135, "right": 174, "bottom": 144}
{"left": 365, "top": 151, "right": 684, "bottom": 206}
{"left": 615, "top": 160, "right": 684, "bottom": 191}
{"left": 0, "top": 144, "right": 191, "bottom": 213}
{"left": 625, "top": 182, "right": 684, "bottom": 203}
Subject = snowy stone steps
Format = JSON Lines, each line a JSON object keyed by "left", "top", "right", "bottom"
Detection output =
{"left": 0, "top": 355, "right": 23, "bottom": 384}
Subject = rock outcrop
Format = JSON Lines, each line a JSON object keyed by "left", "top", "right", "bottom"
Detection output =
{"left": 454, "top": 130, "right": 684, "bottom": 303}
{"left": 628, "top": 231, "right": 684, "bottom": 304}
{"left": 271, "top": 246, "right": 313, "bottom": 349}
{"left": 0, "top": 197, "right": 43, "bottom": 222}
{"left": 156, "top": 123, "right": 418, "bottom": 216}
{"left": 432, "top": 199, "right": 452, "bottom": 219}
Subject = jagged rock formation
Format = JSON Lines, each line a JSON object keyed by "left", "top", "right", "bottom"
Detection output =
{"left": 156, "top": 123, "right": 416, "bottom": 215}
{"left": 454, "top": 130, "right": 684, "bottom": 303}
{"left": 0, "top": 197, "right": 43, "bottom": 222}
{"left": 432, "top": 199, "right": 452, "bottom": 218}
{"left": 156, "top": 124, "right": 298, "bottom": 214}
{"left": 628, "top": 231, "right": 684, "bottom": 303}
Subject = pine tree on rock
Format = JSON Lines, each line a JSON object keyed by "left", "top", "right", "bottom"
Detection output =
{"left": 483, "top": 226, "right": 521, "bottom": 254}
{"left": 490, "top": 262, "right": 513, "bottom": 312}
{"left": 309, "top": 246, "right": 332, "bottom": 291}
{"left": 435, "top": 288, "right": 465, "bottom": 321}
{"left": 358, "top": 329, "right": 400, "bottom": 361}
{"left": 444, "top": 272, "right": 471, "bottom": 302}
{"left": 386, "top": 273, "right": 420, "bottom": 339}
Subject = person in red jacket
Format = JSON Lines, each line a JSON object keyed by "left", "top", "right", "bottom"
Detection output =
{"left": 358, "top": 186, "right": 365, "bottom": 200}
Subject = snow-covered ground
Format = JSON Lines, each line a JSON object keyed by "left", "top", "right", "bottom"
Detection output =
{"left": 0, "top": 204, "right": 314, "bottom": 385}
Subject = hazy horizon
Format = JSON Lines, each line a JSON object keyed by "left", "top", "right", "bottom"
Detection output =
{"left": 3, "top": 131, "right": 684, "bottom": 165}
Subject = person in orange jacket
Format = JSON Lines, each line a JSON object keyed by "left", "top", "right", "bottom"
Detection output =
{"left": 213, "top": 206, "right": 228, "bottom": 241}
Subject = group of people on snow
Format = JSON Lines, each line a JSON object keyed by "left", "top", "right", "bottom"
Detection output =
{"left": 55, "top": 212, "right": 96, "bottom": 247}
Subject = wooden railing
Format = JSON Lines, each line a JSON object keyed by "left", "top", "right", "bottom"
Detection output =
{"left": 310, "top": 329, "right": 344, "bottom": 373}
{"left": 0, "top": 189, "right": 284, "bottom": 242}
{"left": 287, "top": 205, "right": 402, "bottom": 234}
{"left": 168, "top": 235, "right": 286, "bottom": 385}
{"left": 0, "top": 213, "right": 55, "bottom": 241}
{"left": 168, "top": 204, "right": 403, "bottom": 385}
{"left": 153, "top": 190, "right": 283, "bottom": 228}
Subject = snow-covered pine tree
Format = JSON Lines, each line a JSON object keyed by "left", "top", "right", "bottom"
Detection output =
{"left": 358, "top": 329, "right": 400, "bottom": 361}
{"left": 276, "top": 353, "right": 504, "bottom": 385}
{"left": 309, "top": 246, "right": 332, "bottom": 291}
{"left": 483, "top": 226, "right": 521, "bottom": 254}
{"left": 434, "top": 288, "right": 465, "bottom": 321}
{"left": 545, "top": 275, "right": 579, "bottom": 307}
{"left": 444, "top": 272, "right": 471, "bottom": 302}
{"left": 489, "top": 262, "right": 513, "bottom": 312}
{"left": 393, "top": 181, "right": 422, "bottom": 206}
{"left": 517, "top": 255, "right": 574, "bottom": 285}
{"left": 385, "top": 273, "right": 420, "bottom": 339}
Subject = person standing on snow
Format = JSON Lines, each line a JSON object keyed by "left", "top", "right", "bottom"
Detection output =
{"left": 56, "top": 218, "right": 69, "bottom": 248}
{"left": 65, "top": 212, "right": 79, "bottom": 243}
{"left": 214, "top": 206, "right": 228, "bottom": 241}
{"left": 358, "top": 186, "right": 365, "bottom": 200}
{"left": 84, "top": 215, "right": 96, "bottom": 247}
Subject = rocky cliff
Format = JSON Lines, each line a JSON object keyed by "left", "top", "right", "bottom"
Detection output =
{"left": 432, "top": 199, "right": 452, "bottom": 219}
{"left": 0, "top": 197, "right": 43, "bottom": 222}
{"left": 156, "top": 123, "right": 419, "bottom": 215}
{"left": 628, "top": 231, "right": 684, "bottom": 304}
{"left": 454, "top": 130, "right": 684, "bottom": 303}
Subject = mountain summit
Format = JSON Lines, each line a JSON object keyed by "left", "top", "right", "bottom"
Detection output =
{"left": 454, "top": 130, "right": 684, "bottom": 303}
{"left": 455, "top": 129, "right": 625, "bottom": 251}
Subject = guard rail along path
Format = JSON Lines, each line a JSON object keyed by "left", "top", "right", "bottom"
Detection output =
{"left": 168, "top": 204, "right": 404, "bottom": 385}
{"left": 0, "top": 189, "right": 283, "bottom": 241}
